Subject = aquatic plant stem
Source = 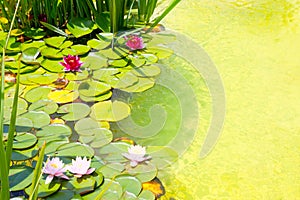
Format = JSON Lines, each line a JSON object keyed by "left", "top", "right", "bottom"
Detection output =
{"left": 0, "top": 0, "right": 21, "bottom": 198}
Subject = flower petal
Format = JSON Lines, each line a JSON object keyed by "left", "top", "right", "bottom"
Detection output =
{"left": 86, "top": 168, "right": 95, "bottom": 175}
{"left": 45, "top": 175, "right": 54, "bottom": 184}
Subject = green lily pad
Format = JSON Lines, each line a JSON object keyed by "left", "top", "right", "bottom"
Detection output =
{"left": 122, "top": 191, "right": 138, "bottom": 199}
{"left": 87, "top": 39, "right": 110, "bottom": 50}
{"left": 41, "top": 58, "right": 65, "bottom": 73}
{"left": 79, "top": 91, "right": 112, "bottom": 102}
{"left": 97, "top": 32, "right": 114, "bottom": 42}
{"left": 29, "top": 99, "right": 58, "bottom": 114}
{"left": 82, "top": 179, "right": 122, "bottom": 200}
{"left": 146, "top": 46, "right": 173, "bottom": 59}
{"left": 44, "top": 36, "right": 66, "bottom": 48}
{"left": 24, "top": 28, "right": 46, "bottom": 39}
{"left": 78, "top": 80, "right": 111, "bottom": 97}
{"left": 46, "top": 190, "right": 75, "bottom": 200}
{"left": 65, "top": 70, "right": 89, "bottom": 81}
{"left": 71, "top": 44, "right": 91, "bottom": 55}
{"left": 4, "top": 97, "right": 28, "bottom": 119}
{"left": 56, "top": 142, "right": 94, "bottom": 158}
{"left": 14, "top": 117, "right": 33, "bottom": 132}
{"left": 48, "top": 89, "right": 79, "bottom": 104}
{"left": 36, "top": 124, "right": 72, "bottom": 143}
{"left": 98, "top": 163, "right": 124, "bottom": 179}
{"left": 21, "top": 47, "right": 40, "bottom": 64}
{"left": 98, "top": 142, "right": 131, "bottom": 163}
{"left": 28, "top": 73, "right": 58, "bottom": 85}
{"left": 59, "top": 40, "right": 73, "bottom": 49}
{"left": 21, "top": 40, "right": 45, "bottom": 51}
{"left": 74, "top": 118, "right": 102, "bottom": 136}
{"left": 44, "top": 140, "right": 69, "bottom": 155}
{"left": 121, "top": 77, "right": 155, "bottom": 93}
{"left": 11, "top": 145, "right": 39, "bottom": 161}
{"left": 114, "top": 72, "right": 139, "bottom": 89}
{"left": 81, "top": 53, "right": 107, "bottom": 70}
{"left": 98, "top": 47, "right": 128, "bottom": 59}
{"left": 41, "top": 47, "right": 64, "bottom": 58}
{"left": 127, "top": 163, "right": 157, "bottom": 182}
{"left": 25, "top": 178, "right": 61, "bottom": 198}
{"left": 24, "top": 86, "right": 52, "bottom": 103}
{"left": 147, "top": 33, "right": 176, "bottom": 46}
{"left": 90, "top": 100, "right": 131, "bottom": 122}
{"left": 147, "top": 146, "right": 178, "bottom": 169}
{"left": 63, "top": 177, "right": 96, "bottom": 195}
{"left": 140, "top": 53, "right": 158, "bottom": 64}
{"left": 61, "top": 48, "right": 77, "bottom": 56}
{"left": 79, "top": 128, "right": 113, "bottom": 148}
{"left": 21, "top": 111, "right": 50, "bottom": 128}
{"left": 92, "top": 68, "right": 119, "bottom": 81}
{"left": 9, "top": 165, "right": 34, "bottom": 191}
{"left": 57, "top": 103, "right": 90, "bottom": 121}
{"left": 138, "top": 190, "right": 155, "bottom": 200}
{"left": 67, "top": 18, "right": 95, "bottom": 38}
{"left": 129, "top": 55, "right": 146, "bottom": 67}
{"left": 115, "top": 175, "right": 142, "bottom": 196}
{"left": 12, "top": 132, "right": 37, "bottom": 150}
{"left": 108, "top": 58, "right": 129, "bottom": 67}
{"left": 131, "top": 65, "right": 161, "bottom": 77}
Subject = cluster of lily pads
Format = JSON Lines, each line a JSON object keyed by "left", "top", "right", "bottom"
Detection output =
{"left": 1, "top": 28, "right": 178, "bottom": 199}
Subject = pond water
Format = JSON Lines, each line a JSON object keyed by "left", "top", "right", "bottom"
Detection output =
{"left": 142, "top": 0, "right": 300, "bottom": 199}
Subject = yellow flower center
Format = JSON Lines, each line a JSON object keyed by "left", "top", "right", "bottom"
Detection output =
{"left": 51, "top": 163, "right": 58, "bottom": 168}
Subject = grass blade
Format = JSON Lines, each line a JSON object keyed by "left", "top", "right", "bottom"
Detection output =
{"left": 28, "top": 141, "right": 46, "bottom": 200}
{"left": 40, "top": 21, "right": 69, "bottom": 37}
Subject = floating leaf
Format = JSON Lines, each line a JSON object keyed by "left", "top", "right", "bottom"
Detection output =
{"left": 36, "top": 124, "right": 72, "bottom": 144}
{"left": 79, "top": 128, "right": 113, "bottom": 148}
{"left": 46, "top": 190, "right": 74, "bottom": 200}
{"left": 98, "top": 163, "right": 124, "bottom": 179}
{"left": 65, "top": 70, "right": 89, "bottom": 81}
{"left": 21, "top": 40, "right": 45, "bottom": 51}
{"left": 48, "top": 89, "right": 79, "bottom": 104}
{"left": 92, "top": 68, "right": 119, "bottom": 81}
{"left": 25, "top": 178, "right": 61, "bottom": 198}
{"left": 121, "top": 77, "right": 155, "bottom": 93}
{"left": 98, "top": 142, "right": 131, "bottom": 162}
{"left": 108, "top": 58, "right": 129, "bottom": 67}
{"left": 21, "top": 47, "right": 40, "bottom": 64}
{"left": 67, "top": 18, "right": 95, "bottom": 38}
{"left": 21, "top": 111, "right": 50, "bottom": 128}
{"left": 24, "top": 28, "right": 46, "bottom": 39}
{"left": 74, "top": 118, "right": 103, "bottom": 136}
{"left": 146, "top": 46, "right": 173, "bottom": 59}
{"left": 11, "top": 145, "right": 39, "bottom": 161}
{"left": 114, "top": 72, "right": 139, "bottom": 89}
{"left": 140, "top": 53, "right": 158, "bottom": 64}
{"left": 44, "top": 140, "right": 69, "bottom": 155}
{"left": 79, "top": 91, "right": 112, "bottom": 102}
{"left": 129, "top": 55, "right": 146, "bottom": 67}
{"left": 138, "top": 190, "right": 155, "bottom": 200}
{"left": 59, "top": 40, "right": 73, "bottom": 49}
{"left": 115, "top": 175, "right": 142, "bottom": 196}
{"left": 56, "top": 142, "right": 94, "bottom": 158}
{"left": 57, "top": 103, "right": 90, "bottom": 121}
{"left": 87, "top": 39, "right": 110, "bottom": 50}
{"left": 71, "top": 44, "right": 91, "bottom": 55}
{"left": 41, "top": 59, "right": 65, "bottom": 73}
{"left": 63, "top": 177, "right": 96, "bottom": 195}
{"left": 28, "top": 73, "right": 58, "bottom": 85}
{"left": 9, "top": 165, "right": 34, "bottom": 191}
{"left": 147, "top": 33, "right": 176, "bottom": 46}
{"left": 147, "top": 146, "right": 178, "bottom": 169}
{"left": 131, "top": 65, "right": 161, "bottom": 77}
{"left": 41, "top": 47, "right": 64, "bottom": 58}
{"left": 78, "top": 80, "right": 111, "bottom": 97}
{"left": 24, "top": 86, "right": 52, "bottom": 103}
{"left": 90, "top": 100, "right": 130, "bottom": 122}
{"left": 81, "top": 53, "right": 107, "bottom": 70}
{"left": 127, "top": 163, "right": 157, "bottom": 182}
{"left": 44, "top": 36, "right": 66, "bottom": 48}
{"left": 98, "top": 47, "right": 128, "bottom": 59}
{"left": 29, "top": 99, "right": 58, "bottom": 114}
{"left": 12, "top": 132, "right": 37, "bottom": 150}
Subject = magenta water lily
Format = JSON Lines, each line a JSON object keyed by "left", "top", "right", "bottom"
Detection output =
{"left": 43, "top": 157, "right": 69, "bottom": 184}
{"left": 59, "top": 55, "right": 83, "bottom": 72}
{"left": 122, "top": 145, "right": 152, "bottom": 167}
{"left": 68, "top": 156, "right": 95, "bottom": 178}
{"left": 125, "top": 35, "right": 146, "bottom": 51}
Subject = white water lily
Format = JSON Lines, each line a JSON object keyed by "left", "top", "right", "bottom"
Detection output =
{"left": 122, "top": 145, "right": 152, "bottom": 167}
{"left": 67, "top": 156, "right": 95, "bottom": 178}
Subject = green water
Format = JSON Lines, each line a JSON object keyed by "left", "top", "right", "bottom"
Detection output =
{"left": 153, "top": 0, "right": 300, "bottom": 199}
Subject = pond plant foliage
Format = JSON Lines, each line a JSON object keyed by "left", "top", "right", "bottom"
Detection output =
{"left": 1, "top": 0, "right": 182, "bottom": 199}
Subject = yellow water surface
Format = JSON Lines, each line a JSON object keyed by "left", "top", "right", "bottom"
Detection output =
{"left": 160, "top": 0, "right": 300, "bottom": 199}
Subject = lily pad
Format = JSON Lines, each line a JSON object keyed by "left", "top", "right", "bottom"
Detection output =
{"left": 63, "top": 177, "right": 96, "bottom": 195}
{"left": 131, "top": 65, "right": 161, "bottom": 77}
{"left": 44, "top": 36, "right": 66, "bottom": 48}
{"left": 98, "top": 47, "right": 128, "bottom": 59}
{"left": 115, "top": 175, "right": 142, "bottom": 196}
{"left": 25, "top": 178, "right": 61, "bottom": 198}
{"left": 48, "top": 89, "right": 79, "bottom": 104}
{"left": 87, "top": 39, "right": 110, "bottom": 50}
{"left": 78, "top": 80, "right": 111, "bottom": 97}
{"left": 24, "top": 28, "right": 46, "bottom": 39}
{"left": 46, "top": 190, "right": 75, "bottom": 200}
{"left": 12, "top": 132, "right": 37, "bottom": 150}
{"left": 74, "top": 118, "right": 103, "bottom": 136}
{"left": 56, "top": 142, "right": 94, "bottom": 158}
{"left": 79, "top": 128, "right": 113, "bottom": 148}
{"left": 21, "top": 40, "right": 45, "bottom": 51}
{"left": 59, "top": 40, "right": 73, "bottom": 49}
{"left": 11, "top": 145, "right": 39, "bottom": 161}
{"left": 114, "top": 72, "right": 139, "bottom": 89}
{"left": 147, "top": 146, "right": 178, "bottom": 169}
{"left": 127, "top": 163, "right": 157, "bottom": 182}
{"left": 81, "top": 53, "right": 107, "bottom": 70}
{"left": 9, "top": 165, "right": 34, "bottom": 191}
{"left": 65, "top": 70, "right": 89, "bottom": 81}
{"left": 138, "top": 190, "right": 156, "bottom": 200}
{"left": 146, "top": 46, "right": 173, "bottom": 59}
{"left": 108, "top": 58, "right": 129, "bottom": 67}
{"left": 140, "top": 53, "right": 158, "bottom": 64}
{"left": 21, "top": 111, "right": 50, "bottom": 128}
{"left": 28, "top": 73, "right": 58, "bottom": 85}
{"left": 41, "top": 47, "right": 64, "bottom": 58}
{"left": 79, "top": 91, "right": 112, "bottom": 102}
{"left": 24, "top": 86, "right": 52, "bottom": 103}
{"left": 121, "top": 77, "right": 155, "bottom": 93}
{"left": 90, "top": 100, "right": 131, "bottom": 122}
{"left": 67, "top": 18, "right": 95, "bottom": 38}
{"left": 57, "top": 103, "right": 90, "bottom": 121}
{"left": 36, "top": 124, "right": 72, "bottom": 144}
{"left": 92, "top": 68, "right": 119, "bottom": 80}
{"left": 71, "top": 44, "right": 91, "bottom": 55}
{"left": 41, "top": 59, "right": 65, "bottom": 73}
{"left": 98, "top": 163, "right": 124, "bottom": 179}
{"left": 98, "top": 142, "right": 131, "bottom": 162}
{"left": 28, "top": 99, "right": 58, "bottom": 114}
{"left": 44, "top": 140, "right": 69, "bottom": 155}
{"left": 21, "top": 47, "right": 40, "bottom": 64}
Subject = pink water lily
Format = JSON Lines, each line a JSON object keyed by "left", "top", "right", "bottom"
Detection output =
{"left": 122, "top": 144, "right": 151, "bottom": 167}
{"left": 59, "top": 55, "right": 83, "bottom": 72}
{"left": 67, "top": 157, "right": 95, "bottom": 178}
{"left": 125, "top": 35, "right": 145, "bottom": 51}
{"left": 43, "top": 157, "right": 69, "bottom": 184}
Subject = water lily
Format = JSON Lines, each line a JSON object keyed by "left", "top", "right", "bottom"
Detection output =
{"left": 122, "top": 144, "right": 151, "bottom": 167}
{"left": 125, "top": 35, "right": 145, "bottom": 50}
{"left": 68, "top": 156, "right": 95, "bottom": 178}
{"left": 43, "top": 157, "right": 69, "bottom": 184}
{"left": 59, "top": 55, "right": 83, "bottom": 72}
